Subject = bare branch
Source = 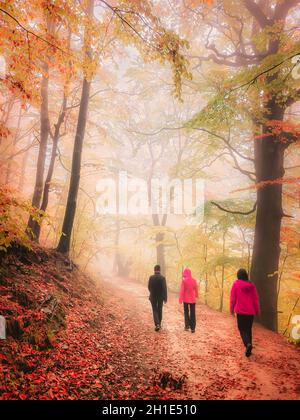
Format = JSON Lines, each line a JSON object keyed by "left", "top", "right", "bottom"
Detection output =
{"left": 211, "top": 201, "right": 257, "bottom": 215}
{"left": 192, "top": 127, "right": 254, "bottom": 163}
{"left": 65, "top": 89, "right": 111, "bottom": 110}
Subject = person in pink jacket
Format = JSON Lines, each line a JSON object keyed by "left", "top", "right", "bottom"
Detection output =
{"left": 230, "top": 268, "right": 260, "bottom": 357}
{"left": 179, "top": 268, "right": 199, "bottom": 333}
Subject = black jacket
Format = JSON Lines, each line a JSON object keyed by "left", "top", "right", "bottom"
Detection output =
{"left": 148, "top": 274, "right": 167, "bottom": 302}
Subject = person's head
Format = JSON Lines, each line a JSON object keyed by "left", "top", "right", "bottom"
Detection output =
{"left": 237, "top": 268, "right": 249, "bottom": 281}
{"left": 154, "top": 264, "right": 160, "bottom": 274}
{"left": 183, "top": 267, "right": 192, "bottom": 279}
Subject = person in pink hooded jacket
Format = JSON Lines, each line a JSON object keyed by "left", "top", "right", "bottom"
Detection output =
{"left": 179, "top": 268, "right": 199, "bottom": 333}
{"left": 230, "top": 268, "right": 260, "bottom": 357}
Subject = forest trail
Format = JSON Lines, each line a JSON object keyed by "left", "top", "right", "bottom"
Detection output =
{"left": 102, "top": 276, "right": 300, "bottom": 400}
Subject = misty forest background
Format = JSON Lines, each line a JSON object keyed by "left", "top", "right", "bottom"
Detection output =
{"left": 1, "top": 0, "right": 300, "bottom": 338}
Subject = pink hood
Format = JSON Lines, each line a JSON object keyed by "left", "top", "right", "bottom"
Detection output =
{"left": 230, "top": 279, "right": 260, "bottom": 316}
{"left": 179, "top": 268, "right": 199, "bottom": 304}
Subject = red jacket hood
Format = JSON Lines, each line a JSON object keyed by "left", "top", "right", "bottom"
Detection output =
{"left": 235, "top": 279, "right": 254, "bottom": 293}
{"left": 179, "top": 268, "right": 198, "bottom": 304}
{"left": 183, "top": 268, "right": 193, "bottom": 281}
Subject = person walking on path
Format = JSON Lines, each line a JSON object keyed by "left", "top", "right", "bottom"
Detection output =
{"left": 148, "top": 265, "right": 167, "bottom": 332}
{"left": 230, "top": 268, "right": 260, "bottom": 357}
{"left": 179, "top": 268, "right": 199, "bottom": 333}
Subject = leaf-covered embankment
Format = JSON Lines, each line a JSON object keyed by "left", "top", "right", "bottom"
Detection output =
{"left": 0, "top": 245, "right": 182, "bottom": 400}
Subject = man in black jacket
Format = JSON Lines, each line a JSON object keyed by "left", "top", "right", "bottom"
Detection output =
{"left": 148, "top": 265, "right": 167, "bottom": 331}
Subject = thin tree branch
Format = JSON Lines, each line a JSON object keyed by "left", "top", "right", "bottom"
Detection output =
{"left": 98, "top": 0, "right": 156, "bottom": 48}
{"left": 65, "top": 89, "right": 111, "bottom": 110}
{"left": 229, "top": 52, "right": 300, "bottom": 94}
{"left": 211, "top": 201, "right": 257, "bottom": 215}
{"left": 0, "top": 8, "right": 75, "bottom": 58}
{"left": 127, "top": 126, "right": 254, "bottom": 163}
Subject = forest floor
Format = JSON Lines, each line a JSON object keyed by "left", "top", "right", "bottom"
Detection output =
{"left": 0, "top": 246, "right": 299, "bottom": 400}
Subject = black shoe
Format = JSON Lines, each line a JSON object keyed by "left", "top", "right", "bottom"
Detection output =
{"left": 191, "top": 329, "right": 195, "bottom": 333}
{"left": 155, "top": 325, "right": 160, "bottom": 332}
{"left": 246, "top": 344, "right": 252, "bottom": 357}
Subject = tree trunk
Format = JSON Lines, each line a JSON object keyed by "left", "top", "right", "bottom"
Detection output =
{"left": 18, "top": 136, "right": 31, "bottom": 192}
{"left": 113, "top": 219, "right": 128, "bottom": 276}
{"left": 220, "top": 231, "right": 226, "bottom": 312}
{"left": 57, "top": 78, "right": 91, "bottom": 254}
{"left": 27, "top": 66, "right": 50, "bottom": 240}
{"left": 6, "top": 104, "right": 22, "bottom": 185}
{"left": 35, "top": 95, "right": 67, "bottom": 241}
{"left": 57, "top": 0, "right": 94, "bottom": 254}
{"left": 151, "top": 212, "right": 167, "bottom": 276}
{"left": 155, "top": 231, "right": 166, "bottom": 275}
{"left": 250, "top": 101, "right": 285, "bottom": 331}
{"left": 203, "top": 226, "right": 209, "bottom": 305}
{"left": 113, "top": 219, "right": 121, "bottom": 275}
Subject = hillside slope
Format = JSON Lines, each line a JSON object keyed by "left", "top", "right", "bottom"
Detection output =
{"left": 0, "top": 246, "right": 181, "bottom": 400}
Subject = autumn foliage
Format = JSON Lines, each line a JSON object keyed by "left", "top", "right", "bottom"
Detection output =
{"left": 0, "top": 186, "right": 43, "bottom": 251}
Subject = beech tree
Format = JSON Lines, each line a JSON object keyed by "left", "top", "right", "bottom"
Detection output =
{"left": 183, "top": 0, "right": 300, "bottom": 330}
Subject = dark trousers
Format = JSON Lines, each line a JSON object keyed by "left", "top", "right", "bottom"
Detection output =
{"left": 237, "top": 314, "right": 254, "bottom": 347}
{"left": 184, "top": 303, "right": 196, "bottom": 330}
{"left": 150, "top": 299, "right": 164, "bottom": 326}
